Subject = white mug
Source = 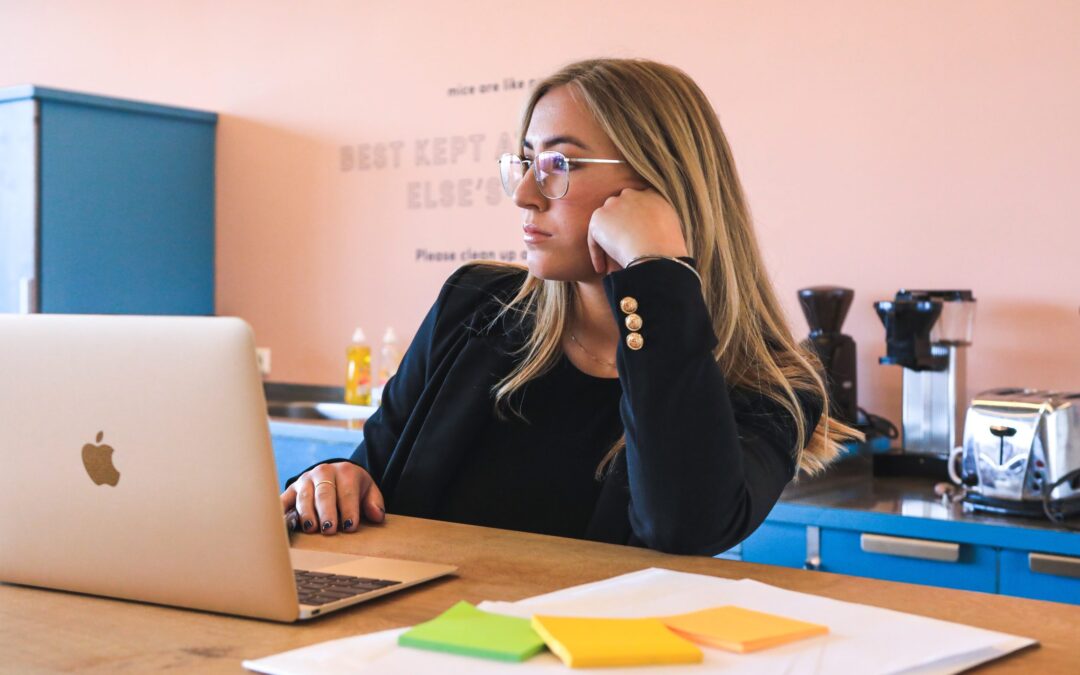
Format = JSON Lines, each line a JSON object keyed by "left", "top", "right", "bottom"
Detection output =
{"left": 948, "top": 445, "right": 966, "bottom": 485}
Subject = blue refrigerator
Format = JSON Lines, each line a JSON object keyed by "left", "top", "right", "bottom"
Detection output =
{"left": 0, "top": 85, "right": 216, "bottom": 315}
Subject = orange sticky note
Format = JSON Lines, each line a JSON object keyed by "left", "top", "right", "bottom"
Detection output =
{"left": 661, "top": 605, "right": 828, "bottom": 653}
{"left": 531, "top": 615, "right": 703, "bottom": 668}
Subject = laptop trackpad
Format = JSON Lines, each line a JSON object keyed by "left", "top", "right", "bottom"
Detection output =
{"left": 289, "top": 547, "right": 363, "bottom": 570}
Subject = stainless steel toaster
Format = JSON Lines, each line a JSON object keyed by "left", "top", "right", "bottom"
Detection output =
{"left": 952, "top": 388, "right": 1080, "bottom": 516}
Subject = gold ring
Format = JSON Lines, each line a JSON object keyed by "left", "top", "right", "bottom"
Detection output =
{"left": 313, "top": 480, "right": 336, "bottom": 491}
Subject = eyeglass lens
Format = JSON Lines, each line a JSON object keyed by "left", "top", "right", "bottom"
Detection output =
{"left": 499, "top": 151, "right": 571, "bottom": 199}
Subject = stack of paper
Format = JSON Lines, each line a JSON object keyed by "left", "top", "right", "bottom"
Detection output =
{"left": 530, "top": 615, "right": 702, "bottom": 667}
{"left": 397, "top": 601, "right": 545, "bottom": 662}
{"left": 244, "top": 567, "right": 1036, "bottom": 675}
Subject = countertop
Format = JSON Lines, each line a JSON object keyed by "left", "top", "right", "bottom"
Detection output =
{"left": 772, "top": 457, "right": 1080, "bottom": 554}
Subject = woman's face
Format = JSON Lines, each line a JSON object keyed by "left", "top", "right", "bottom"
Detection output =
{"left": 514, "top": 85, "right": 645, "bottom": 281}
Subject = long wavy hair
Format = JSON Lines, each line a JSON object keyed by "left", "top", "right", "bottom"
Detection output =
{"left": 491, "top": 58, "right": 861, "bottom": 477}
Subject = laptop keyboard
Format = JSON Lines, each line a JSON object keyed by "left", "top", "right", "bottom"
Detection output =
{"left": 294, "top": 569, "right": 401, "bottom": 606}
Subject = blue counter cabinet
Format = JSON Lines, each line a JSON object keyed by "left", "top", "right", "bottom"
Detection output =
{"left": 269, "top": 421, "right": 363, "bottom": 492}
{"left": 733, "top": 470, "right": 1080, "bottom": 604}
{"left": 819, "top": 528, "right": 998, "bottom": 593}
{"left": 998, "top": 549, "right": 1080, "bottom": 604}
{"left": 739, "top": 522, "right": 808, "bottom": 569}
{"left": 740, "top": 522, "right": 999, "bottom": 593}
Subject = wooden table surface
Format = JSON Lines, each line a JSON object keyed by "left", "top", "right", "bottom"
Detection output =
{"left": 3, "top": 515, "right": 1077, "bottom": 673}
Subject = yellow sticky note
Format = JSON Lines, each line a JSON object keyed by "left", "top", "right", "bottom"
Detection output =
{"left": 531, "top": 615, "right": 702, "bottom": 668}
{"left": 661, "top": 605, "right": 828, "bottom": 653}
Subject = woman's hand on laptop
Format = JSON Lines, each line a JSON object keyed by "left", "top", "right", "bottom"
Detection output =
{"left": 280, "top": 462, "right": 385, "bottom": 535}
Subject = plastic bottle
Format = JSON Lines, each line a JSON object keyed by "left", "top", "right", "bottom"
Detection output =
{"left": 345, "top": 327, "right": 372, "bottom": 406}
{"left": 373, "top": 326, "right": 401, "bottom": 406}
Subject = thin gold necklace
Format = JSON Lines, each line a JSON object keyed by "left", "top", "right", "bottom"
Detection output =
{"left": 569, "top": 332, "right": 616, "bottom": 369}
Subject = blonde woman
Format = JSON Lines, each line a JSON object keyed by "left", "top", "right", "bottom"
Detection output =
{"left": 281, "top": 58, "right": 859, "bottom": 555}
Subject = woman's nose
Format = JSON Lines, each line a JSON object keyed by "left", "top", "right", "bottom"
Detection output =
{"left": 512, "top": 165, "right": 547, "bottom": 211}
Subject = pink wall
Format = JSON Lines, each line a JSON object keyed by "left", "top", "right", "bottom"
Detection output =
{"left": 3, "top": 1, "right": 1079, "bottom": 427}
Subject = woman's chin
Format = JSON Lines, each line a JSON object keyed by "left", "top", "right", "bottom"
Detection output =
{"left": 525, "top": 255, "right": 602, "bottom": 283}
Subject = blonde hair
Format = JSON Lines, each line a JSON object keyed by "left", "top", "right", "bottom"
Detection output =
{"left": 492, "top": 58, "right": 862, "bottom": 476}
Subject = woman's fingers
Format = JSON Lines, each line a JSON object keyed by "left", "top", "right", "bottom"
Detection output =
{"left": 293, "top": 478, "right": 318, "bottom": 533}
{"left": 335, "top": 465, "right": 362, "bottom": 533}
{"left": 586, "top": 227, "right": 607, "bottom": 274}
{"left": 280, "top": 482, "right": 297, "bottom": 513}
{"left": 362, "top": 479, "right": 387, "bottom": 524}
{"left": 310, "top": 468, "right": 340, "bottom": 535}
{"left": 281, "top": 463, "right": 383, "bottom": 535}
{"left": 587, "top": 188, "right": 689, "bottom": 269}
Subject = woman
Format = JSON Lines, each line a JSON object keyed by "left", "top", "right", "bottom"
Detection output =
{"left": 281, "top": 58, "right": 859, "bottom": 555}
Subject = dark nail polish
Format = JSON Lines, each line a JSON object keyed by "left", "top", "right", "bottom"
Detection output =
{"left": 343, "top": 519, "right": 353, "bottom": 530}
{"left": 303, "top": 520, "right": 313, "bottom": 531}
{"left": 322, "top": 520, "right": 332, "bottom": 531}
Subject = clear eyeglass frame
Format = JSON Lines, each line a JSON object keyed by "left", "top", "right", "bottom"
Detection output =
{"left": 498, "top": 151, "right": 623, "bottom": 200}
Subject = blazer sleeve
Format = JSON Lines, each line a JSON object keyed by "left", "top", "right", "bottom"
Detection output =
{"left": 283, "top": 263, "right": 522, "bottom": 488}
{"left": 603, "top": 258, "right": 822, "bottom": 556}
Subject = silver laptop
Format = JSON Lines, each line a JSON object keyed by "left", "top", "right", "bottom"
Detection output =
{"left": 0, "top": 314, "right": 455, "bottom": 621}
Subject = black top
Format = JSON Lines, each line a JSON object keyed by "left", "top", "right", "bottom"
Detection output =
{"left": 288, "top": 260, "right": 823, "bottom": 556}
{"left": 438, "top": 355, "right": 623, "bottom": 538}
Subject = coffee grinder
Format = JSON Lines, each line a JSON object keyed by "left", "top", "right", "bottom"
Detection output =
{"left": 873, "top": 290, "right": 977, "bottom": 477}
{"left": 798, "top": 286, "right": 858, "bottom": 425}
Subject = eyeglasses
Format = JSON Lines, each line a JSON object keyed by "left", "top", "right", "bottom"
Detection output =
{"left": 498, "top": 151, "right": 624, "bottom": 200}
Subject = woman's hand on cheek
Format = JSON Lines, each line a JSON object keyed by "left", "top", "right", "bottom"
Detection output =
{"left": 586, "top": 188, "right": 690, "bottom": 275}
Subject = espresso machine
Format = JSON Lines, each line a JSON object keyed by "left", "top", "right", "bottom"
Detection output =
{"left": 873, "top": 290, "right": 977, "bottom": 477}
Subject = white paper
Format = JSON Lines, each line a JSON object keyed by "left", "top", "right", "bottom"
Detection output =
{"left": 242, "top": 628, "right": 404, "bottom": 675}
{"left": 243, "top": 568, "right": 1035, "bottom": 675}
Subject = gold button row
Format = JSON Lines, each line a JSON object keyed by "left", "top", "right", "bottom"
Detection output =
{"left": 619, "top": 297, "right": 644, "bottom": 350}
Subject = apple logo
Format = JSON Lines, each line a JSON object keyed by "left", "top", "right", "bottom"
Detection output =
{"left": 82, "top": 431, "right": 121, "bottom": 486}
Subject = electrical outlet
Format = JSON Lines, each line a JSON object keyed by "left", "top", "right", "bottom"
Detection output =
{"left": 255, "top": 347, "right": 271, "bottom": 377}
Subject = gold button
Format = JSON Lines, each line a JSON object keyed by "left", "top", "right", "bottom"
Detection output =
{"left": 624, "top": 313, "right": 642, "bottom": 331}
{"left": 619, "top": 296, "right": 638, "bottom": 314}
{"left": 626, "top": 332, "right": 644, "bottom": 350}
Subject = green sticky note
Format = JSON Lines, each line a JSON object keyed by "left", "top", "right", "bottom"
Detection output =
{"left": 398, "top": 601, "right": 546, "bottom": 662}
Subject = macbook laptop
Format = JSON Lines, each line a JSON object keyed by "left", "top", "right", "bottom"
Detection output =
{"left": 0, "top": 314, "right": 455, "bottom": 621}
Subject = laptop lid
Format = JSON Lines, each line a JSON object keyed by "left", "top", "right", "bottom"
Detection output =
{"left": 0, "top": 314, "right": 300, "bottom": 621}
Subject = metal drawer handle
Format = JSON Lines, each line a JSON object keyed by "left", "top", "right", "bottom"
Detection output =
{"left": 804, "top": 526, "right": 821, "bottom": 571}
{"left": 1029, "top": 553, "right": 1080, "bottom": 579}
{"left": 860, "top": 533, "right": 960, "bottom": 562}
{"left": 18, "top": 277, "right": 37, "bottom": 314}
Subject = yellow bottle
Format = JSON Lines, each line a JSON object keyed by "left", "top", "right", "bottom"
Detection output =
{"left": 345, "top": 327, "right": 372, "bottom": 406}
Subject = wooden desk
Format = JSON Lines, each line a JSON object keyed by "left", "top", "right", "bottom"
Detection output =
{"left": 3, "top": 516, "right": 1077, "bottom": 673}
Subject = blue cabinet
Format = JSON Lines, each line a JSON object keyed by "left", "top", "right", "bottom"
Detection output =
{"left": 737, "top": 498, "right": 1080, "bottom": 604}
{"left": 0, "top": 86, "right": 216, "bottom": 315}
{"left": 743, "top": 524, "right": 998, "bottom": 593}
{"left": 819, "top": 530, "right": 997, "bottom": 593}
{"left": 269, "top": 421, "right": 363, "bottom": 492}
{"left": 999, "top": 549, "right": 1080, "bottom": 604}
{"left": 740, "top": 522, "right": 807, "bottom": 569}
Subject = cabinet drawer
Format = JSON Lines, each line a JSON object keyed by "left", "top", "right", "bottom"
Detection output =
{"left": 820, "top": 530, "right": 997, "bottom": 592}
{"left": 999, "top": 549, "right": 1080, "bottom": 604}
{"left": 740, "top": 522, "right": 806, "bottom": 568}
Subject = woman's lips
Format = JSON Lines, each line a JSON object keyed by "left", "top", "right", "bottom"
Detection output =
{"left": 522, "top": 224, "right": 552, "bottom": 244}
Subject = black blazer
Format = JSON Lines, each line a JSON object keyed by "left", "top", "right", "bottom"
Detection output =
{"left": 294, "top": 259, "right": 822, "bottom": 556}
